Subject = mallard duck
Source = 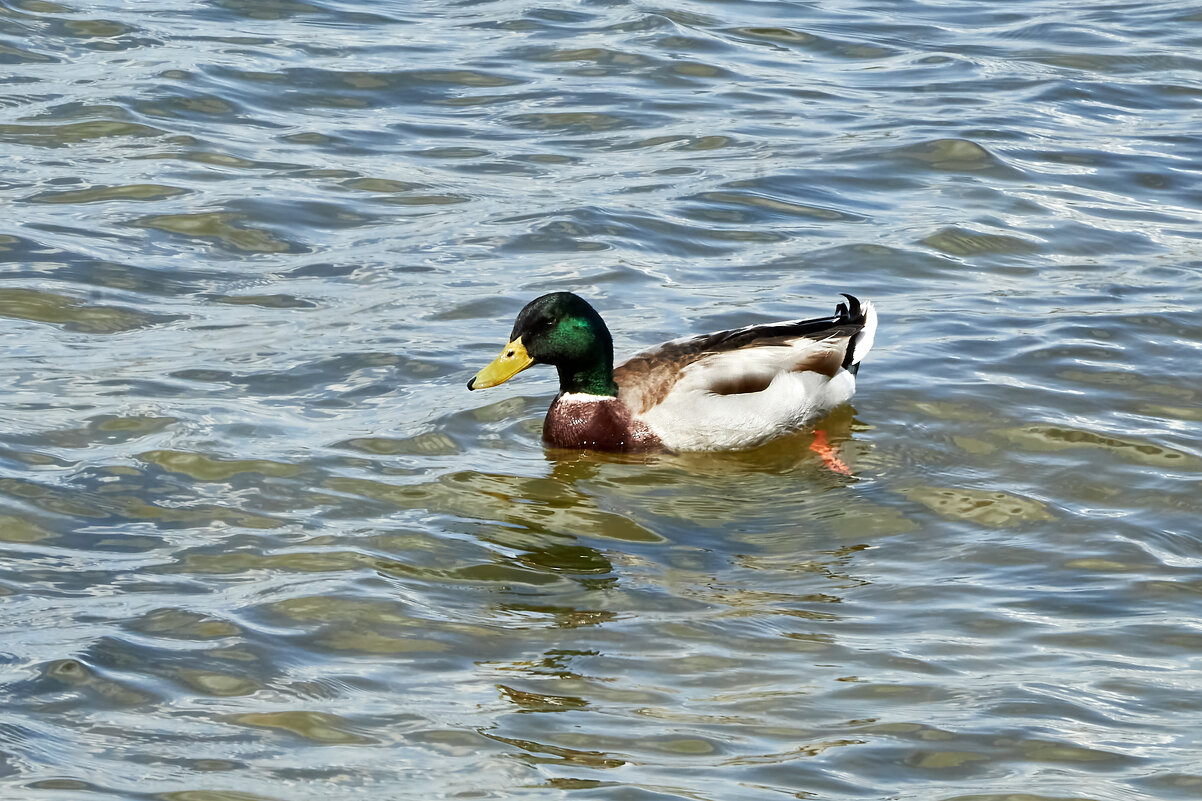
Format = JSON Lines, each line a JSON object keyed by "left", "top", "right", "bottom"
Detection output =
{"left": 468, "top": 292, "right": 876, "bottom": 452}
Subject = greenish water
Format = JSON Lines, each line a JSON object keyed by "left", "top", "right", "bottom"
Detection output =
{"left": 2, "top": 1, "right": 1201, "bottom": 799}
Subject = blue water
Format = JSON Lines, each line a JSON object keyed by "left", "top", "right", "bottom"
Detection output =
{"left": 1, "top": 1, "right": 1201, "bottom": 799}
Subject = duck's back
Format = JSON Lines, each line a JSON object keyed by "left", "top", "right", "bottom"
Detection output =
{"left": 614, "top": 296, "right": 877, "bottom": 451}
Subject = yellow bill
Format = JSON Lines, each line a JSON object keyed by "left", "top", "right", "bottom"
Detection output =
{"left": 468, "top": 337, "right": 533, "bottom": 390}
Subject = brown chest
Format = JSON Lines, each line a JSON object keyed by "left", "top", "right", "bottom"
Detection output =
{"left": 543, "top": 395, "right": 662, "bottom": 452}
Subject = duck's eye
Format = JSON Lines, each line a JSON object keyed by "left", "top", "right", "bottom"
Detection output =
{"left": 506, "top": 350, "right": 515, "bottom": 357}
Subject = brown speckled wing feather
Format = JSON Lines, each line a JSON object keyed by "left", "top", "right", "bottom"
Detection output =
{"left": 614, "top": 296, "right": 870, "bottom": 415}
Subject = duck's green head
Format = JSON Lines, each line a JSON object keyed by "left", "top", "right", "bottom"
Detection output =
{"left": 468, "top": 292, "right": 618, "bottom": 396}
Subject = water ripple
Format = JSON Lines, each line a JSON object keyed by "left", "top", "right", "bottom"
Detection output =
{"left": 1, "top": 0, "right": 1201, "bottom": 798}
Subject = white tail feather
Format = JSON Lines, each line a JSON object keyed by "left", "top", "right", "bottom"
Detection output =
{"left": 851, "top": 300, "right": 877, "bottom": 365}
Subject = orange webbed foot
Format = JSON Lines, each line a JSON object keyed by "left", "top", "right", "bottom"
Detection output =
{"left": 810, "top": 428, "right": 852, "bottom": 476}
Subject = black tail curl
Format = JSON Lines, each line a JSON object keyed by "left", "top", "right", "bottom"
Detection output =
{"left": 836, "top": 293, "right": 862, "bottom": 323}
{"left": 838, "top": 293, "right": 867, "bottom": 374}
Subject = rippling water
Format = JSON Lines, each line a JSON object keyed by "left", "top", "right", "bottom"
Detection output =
{"left": 2, "top": 0, "right": 1201, "bottom": 799}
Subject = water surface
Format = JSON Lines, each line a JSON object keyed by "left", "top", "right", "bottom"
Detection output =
{"left": 1, "top": 1, "right": 1201, "bottom": 799}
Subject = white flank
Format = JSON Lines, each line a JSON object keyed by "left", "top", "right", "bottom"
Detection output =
{"left": 637, "top": 333, "right": 863, "bottom": 452}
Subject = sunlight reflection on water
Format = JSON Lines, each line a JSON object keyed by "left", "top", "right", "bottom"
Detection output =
{"left": 0, "top": 0, "right": 1200, "bottom": 799}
